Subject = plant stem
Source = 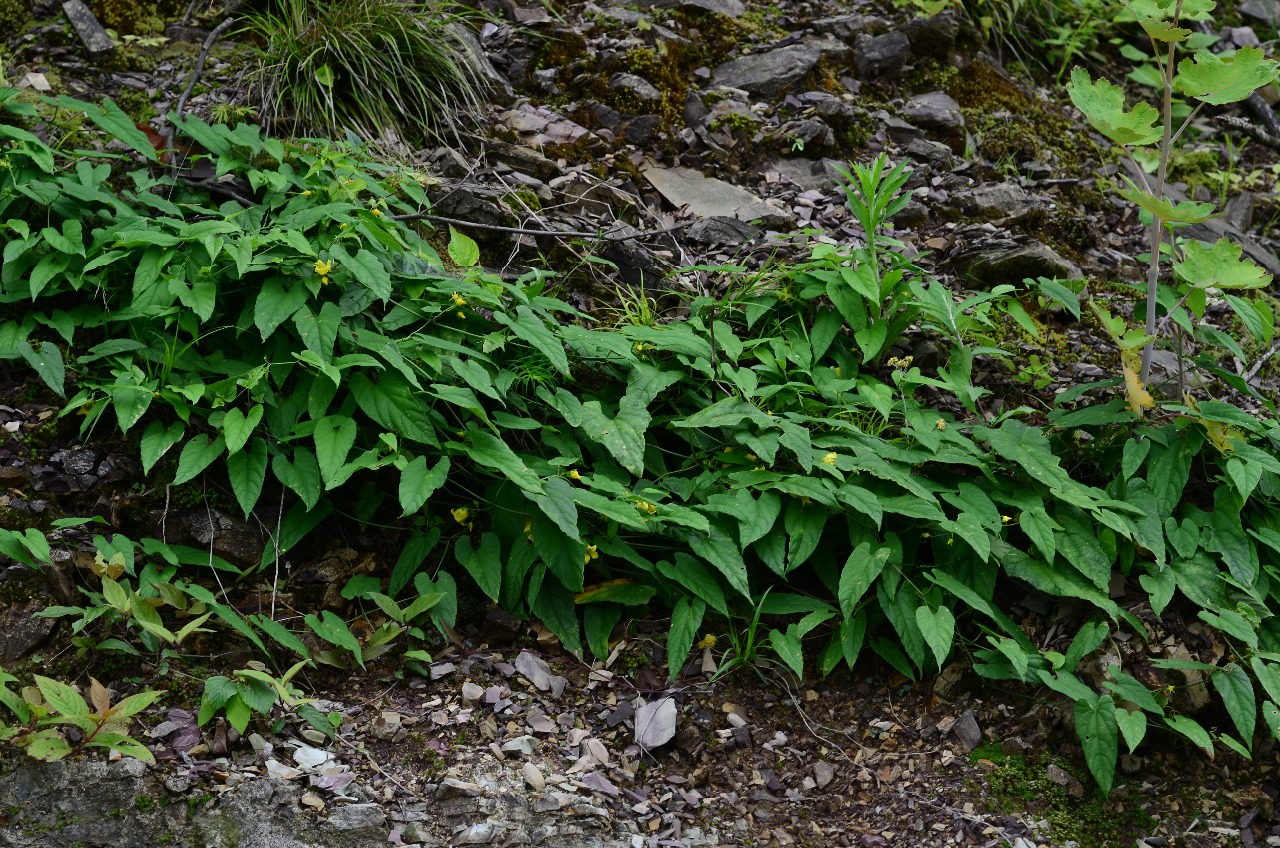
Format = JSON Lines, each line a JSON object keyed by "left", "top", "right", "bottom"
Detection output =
{"left": 1140, "top": 0, "right": 1184, "bottom": 387}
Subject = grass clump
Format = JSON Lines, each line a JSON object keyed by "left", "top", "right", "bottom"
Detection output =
{"left": 243, "top": 0, "right": 489, "bottom": 142}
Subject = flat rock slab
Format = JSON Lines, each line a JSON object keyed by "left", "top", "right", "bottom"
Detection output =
{"left": 640, "top": 0, "right": 746, "bottom": 17}
{"left": 642, "top": 163, "right": 795, "bottom": 228}
{"left": 62, "top": 0, "right": 115, "bottom": 56}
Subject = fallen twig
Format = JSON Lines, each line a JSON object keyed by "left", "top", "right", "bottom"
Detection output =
{"left": 163, "top": 16, "right": 237, "bottom": 177}
{"left": 389, "top": 211, "right": 690, "bottom": 242}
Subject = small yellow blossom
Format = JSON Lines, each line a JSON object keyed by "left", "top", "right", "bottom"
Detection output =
{"left": 754, "top": 465, "right": 766, "bottom": 471}
{"left": 696, "top": 634, "right": 717, "bottom": 650}
{"left": 451, "top": 506, "right": 470, "bottom": 525}
{"left": 321, "top": 276, "right": 330, "bottom": 285}
{"left": 936, "top": 419, "right": 947, "bottom": 431}
{"left": 635, "top": 343, "right": 646, "bottom": 352}
{"left": 569, "top": 469, "right": 581, "bottom": 480}
{"left": 635, "top": 501, "right": 658, "bottom": 515}
{"left": 314, "top": 259, "right": 332, "bottom": 276}
{"left": 583, "top": 544, "right": 599, "bottom": 564}
{"left": 371, "top": 208, "right": 382, "bottom": 217}
{"left": 339, "top": 222, "right": 348, "bottom": 229}
{"left": 451, "top": 292, "right": 467, "bottom": 306}
{"left": 886, "top": 355, "right": 914, "bottom": 369}
{"left": 301, "top": 190, "right": 312, "bottom": 197}
{"left": 822, "top": 452, "right": 838, "bottom": 465}
{"left": 723, "top": 446, "right": 733, "bottom": 453}
{"left": 1001, "top": 515, "right": 1012, "bottom": 523}
{"left": 456, "top": 310, "right": 466, "bottom": 319}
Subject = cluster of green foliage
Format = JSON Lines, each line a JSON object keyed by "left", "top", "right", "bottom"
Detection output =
{"left": 241, "top": 0, "right": 490, "bottom": 142}
{"left": 2, "top": 0, "right": 1280, "bottom": 798}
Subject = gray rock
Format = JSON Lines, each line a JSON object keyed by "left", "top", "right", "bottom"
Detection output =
{"left": 62, "top": 0, "right": 114, "bottom": 56}
{"left": 881, "top": 115, "right": 923, "bottom": 146}
{"left": 624, "top": 114, "right": 664, "bottom": 145}
{"left": 610, "top": 72, "right": 663, "bottom": 110}
{"left": 900, "top": 13, "right": 960, "bottom": 62}
{"left": 640, "top": 0, "right": 745, "bottom": 17}
{"left": 0, "top": 598, "right": 58, "bottom": 661}
{"left": 953, "top": 709, "right": 982, "bottom": 752}
{"left": 1224, "top": 191, "right": 1256, "bottom": 234}
{"left": 952, "top": 182, "right": 1037, "bottom": 221}
{"left": 712, "top": 39, "right": 844, "bottom": 99}
{"left": 686, "top": 216, "right": 761, "bottom": 245}
{"left": 769, "top": 157, "right": 840, "bottom": 192}
{"left": 963, "top": 240, "right": 1082, "bottom": 288}
{"left": 176, "top": 508, "right": 265, "bottom": 567}
{"left": 642, "top": 164, "right": 796, "bottom": 228}
{"left": 448, "top": 24, "right": 515, "bottom": 107}
{"left": 327, "top": 804, "right": 387, "bottom": 831}
{"left": 902, "top": 90, "right": 964, "bottom": 148}
{"left": 1239, "top": 0, "right": 1280, "bottom": 24}
{"left": 810, "top": 14, "right": 888, "bottom": 42}
{"left": 853, "top": 30, "right": 911, "bottom": 78}
{"left": 905, "top": 138, "right": 954, "bottom": 170}
{"left": 774, "top": 118, "right": 834, "bottom": 153}
{"left": 485, "top": 140, "right": 563, "bottom": 181}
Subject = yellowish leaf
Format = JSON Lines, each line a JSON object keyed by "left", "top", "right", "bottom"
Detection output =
{"left": 1120, "top": 349, "right": 1155, "bottom": 415}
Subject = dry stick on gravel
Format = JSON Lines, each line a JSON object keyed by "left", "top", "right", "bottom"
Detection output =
{"left": 162, "top": 17, "right": 237, "bottom": 178}
{"left": 1218, "top": 114, "right": 1280, "bottom": 152}
{"left": 389, "top": 211, "right": 691, "bottom": 242}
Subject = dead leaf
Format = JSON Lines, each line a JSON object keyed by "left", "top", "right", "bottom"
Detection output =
{"left": 634, "top": 697, "right": 677, "bottom": 750}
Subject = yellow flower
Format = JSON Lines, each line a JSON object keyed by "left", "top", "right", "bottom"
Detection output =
{"left": 936, "top": 419, "right": 947, "bottom": 431}
{"left": 723, "top": 446, "right": 733, "bottom": 453}
{"left": 696, "top": 634, "right": 716, "bottom": 650}
{"left": 301, "top": 190, "right": 312, "bottom": 197}
{"left": 451, "top": 506, "right": 470, "bottom": 525}
{"left": 456, "top": 310, "right": 465, "bottom": 319}
{"left": 451, "top": 292, "right": 466, "bottom": 306}
{"left": 1001, "top": 515, "right": 1012, "bottom": 523}
{"left": 321, "top": 276, "right": 330, "bottom": 285}
{"left": 583, "top": 544, "right": 599, "bottom": 564}
{"left": 635, "top": 501, "right": 657, "bottom": 515}
{"left": 569, "top": 470, "right": 581, "bottom": 480}
{"left": 635, "top": 344, "right": 646, "bottom": 352}
{"left": 314, "top": 259, "right": 332, "bottom": 276}
{"left": 371, "top": 208, "right": 382, "bottom": 217}
{"left": 339, "top": 222, "right": 348, "bottom": 230}
{"left": 822, "top": 452, "right": 838, "bottom": 465}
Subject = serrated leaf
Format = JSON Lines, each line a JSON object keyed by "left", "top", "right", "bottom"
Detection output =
{"left": 1175, "top": 45, "right": 1278, "bottom": 105}
{"left": 1075, "top": 694, "right": 1118, "bottom": 795}
{"left": 114, "top": 689, "right": 163, "bottom": 717}
{"left": 35, "top": 676, "right": 89, "bottom": 718}
{"left": 1211, "top": 663, "right": 1256, "bottom": 750}
{"left": 25, "top": 731, "right": 72, "bottom": 761}
{"left": 333, "top": 244, "right": 392, "bottom": 301}
{"left": 1066, "top": 67, "right": 1163, "bottom": 146}
{"left": 1174, "top": 238, "right": 1270, "bottom": 290}
{"left": 1118, "top": 178, "right": 1215, "bottom": 223}
{"left": 447, "top": 226, "right": 480, "bottom": 268}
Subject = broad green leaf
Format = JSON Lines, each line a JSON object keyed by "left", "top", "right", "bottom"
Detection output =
{"left": 1211, "top": 663, "right": 1256, "bottom": 749}
{"left": 25, "top": 731, "right": 72, "bottom": 761}
{"left": 583, "top": 603, "right": 622, "bottom": 661}
{"left": 1065, "top": 67, "right": 1162, "bottom": 146}
{"left": 333, "top": 244, "right": 392, "bottom": 301}
{"left": 350, "top": 373, "right": 439, "bottom": 447}
{"left": 313, "top": 415, "right": 357, "bottom": 489}
{"left": 399, "top": 455, "right": 450, "bottom": 516}
{"left": 1102, "top": 666, "right": 1162, "bottom": 713}
{"left": 1251, "top": 657, "right": 1280, "bottom": 705}
{"left": 914, "top": 605, "right": 955, "bottom": 669}
{"left": 1063, "top": 620, "right": 1109, "bottom": 672}
{"left": 1165, "top": 713, "right": 1214, "bottom": 757}
{"left": 530, "top": 514, "right": 586, "bottom": 592}
{"left": 447, "top": 226, "right": 480, "bottom": 268}
{"left": 254, "top": 277, "right": 309, "bottom": 340}
{"left": 35, "top": 676, "right": 89, "bottom": 717}
{"left": 1075, "top": 694, "right": 1118, "bottom": 795}
{"left": 455, "top": 533, "right": 503, "bottom": 602}
{"left": 769, "top": 626, "right": 805, "bottom": 678}
{"left": 172, "top": 435, "right": 226, "bottom": 486}
{"left": 465, "top": 431, "right": 543, "bottom": 494}
{"left": 44, "top": 95, "right": 158, "bottom": 161}
{"left": 272, "top": 448, "right": 323, "bottom": 511}
{"left": 18, "top": 340, "right": 64, "bottom": 397}
{"left": 1117, "top": 179, "right": 1215, "bottom": 223}
{"left": 1174, "top": 238, "right": 1270, "bottom": 290}
{"left": 838, "top": 543, "right": 889, "bottom": 618}
{"left": 1115, "top": 707, "right": 1147, "bottom": 755}
{"left": 657, "top": 553, "right": 729, "bottom": 617}
{"left": 304, "top": 611, "right": 364, "bottom": 668}
{"left": 528, "top": 476, "right": 581, "bottom": 542}
{"left": 575, "top": 581, "right": 655, "bottom": 605}
{"left": 114, "top": 689, "right": 163, "bottom": 717}
{"left": 222, "top": 405, "right": 264, "bottom": 455}
{"left": 227, "top": 437, "right": 268, "bottom": 518}
{"left": 495, "top": 306, "right": 569, "bottom": 375}
{"left": 667, "top": 596, "right": 706, "bottom": 681}
{"left": 1056, "top": 510, "right": 1112, "bottom": 591}
{"left": 688, "top": 521, "right": 751, "bottom": 601}
{"left": 1264, "top": 701, "right": 1280, "bottom": 741}
{"left": 1175, "top": 45, "right": 1278, "bottom": 105}
{"left": 140, "top": 421, "right": 184, "bottom": 475}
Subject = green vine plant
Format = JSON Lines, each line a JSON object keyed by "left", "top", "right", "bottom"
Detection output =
{"left": 1066, "top": 0, "right": 1279, "bottom": 409}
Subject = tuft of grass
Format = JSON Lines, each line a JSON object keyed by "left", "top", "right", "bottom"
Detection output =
{"left": 243, "top": 0, "right": 490, "bottom": 143}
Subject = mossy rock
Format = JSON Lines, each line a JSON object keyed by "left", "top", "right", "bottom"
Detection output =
{"left": 0, "top": 0, "right": 30, "bottom": 35}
